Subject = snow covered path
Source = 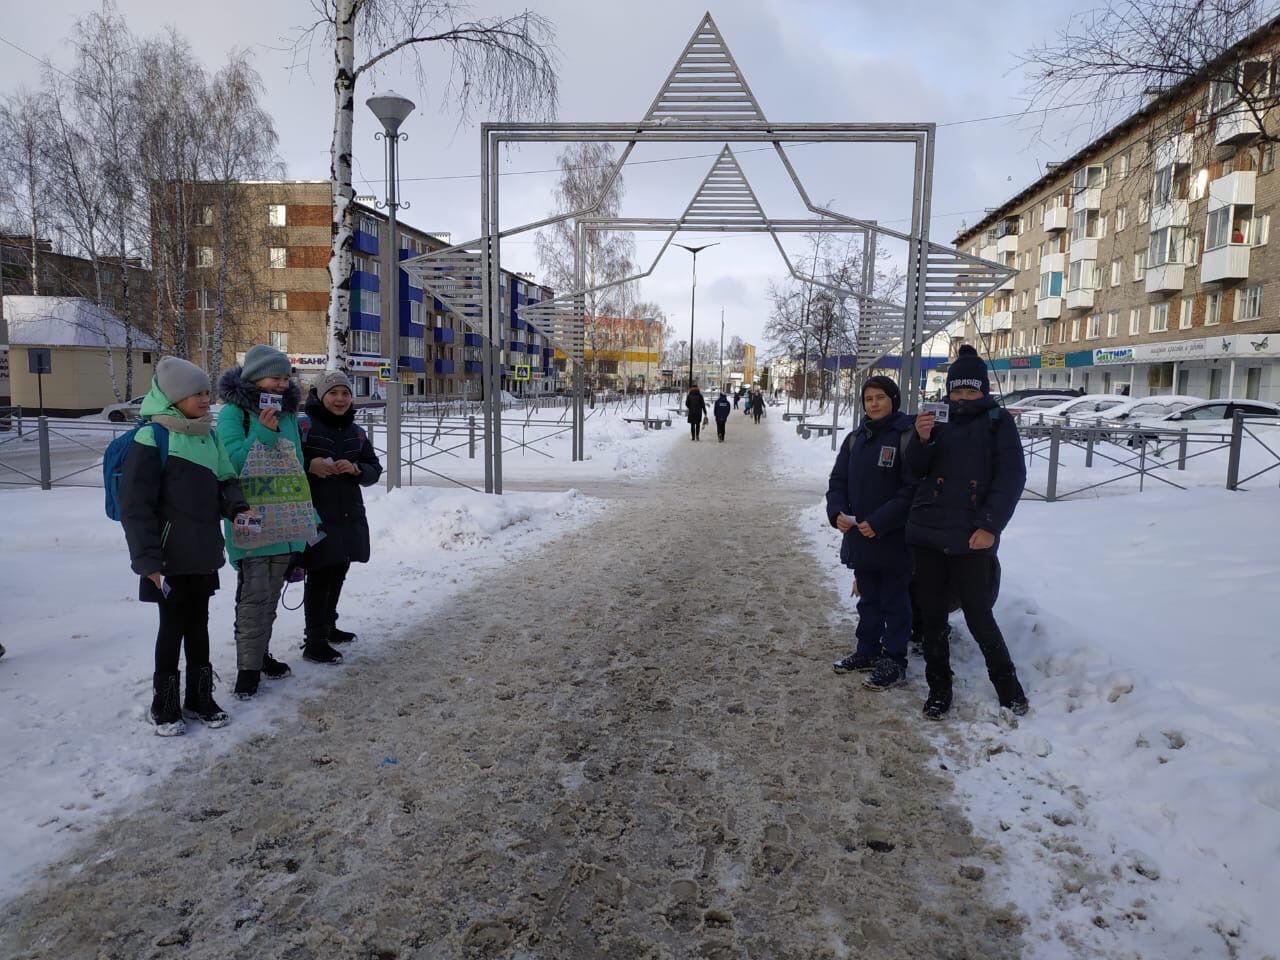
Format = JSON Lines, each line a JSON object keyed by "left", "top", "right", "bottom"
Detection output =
{"left": 0, "top": 415, "right": 1022, "bottom": 959}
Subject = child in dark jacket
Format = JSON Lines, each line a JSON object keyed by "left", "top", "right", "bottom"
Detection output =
{"left": 713, "top": 392, "right": 731, "bottom": 441}
{"left": 120, "top": 357, "right": 253, "bottom": 736}
{"left": 301, "top": 372, "right": 383, "bottom": 661}
{"left": 904, "top": 345, "right": 1028, "bottom": 720}
{"left": 826, "top": 376, "right": 917, "bottom": 690}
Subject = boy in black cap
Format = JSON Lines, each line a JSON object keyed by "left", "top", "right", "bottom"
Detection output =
{"left": 904, "top": 345, "right": 1029, "bottom": 719}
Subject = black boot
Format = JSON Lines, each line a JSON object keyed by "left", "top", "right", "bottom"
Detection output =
{"left": 922, "top": 683, "right": 952, "bottom": 721}
{"left": 262, "top": 649, "right": 291, "bottom": 679}
{"left": 993, "top": 672, "right": 1029, "bottom": 715}
{"left": 233, "top": 669, "right": 260, "bottom": 701}
{"left": 302, "top": 636, "right": 344, "bottom": 665}
{"left": 184, "top": 663, "right": 229, "bottom": 727}
{"left": 150, "top": 671, "right": 186, "bottom": 736}
{"left": 329, "top": 627, "right": 357, "bottom": 644}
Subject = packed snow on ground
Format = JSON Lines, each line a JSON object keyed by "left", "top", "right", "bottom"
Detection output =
{"left": 772, "top": 407, "right": 1280, "bottom": 959}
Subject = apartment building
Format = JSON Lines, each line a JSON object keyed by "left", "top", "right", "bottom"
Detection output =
{"left": 184, "top": 181, "right": 555, "bottom": 399}
{"left": 955, "top": 20, "right": 1280, "bottom": 402}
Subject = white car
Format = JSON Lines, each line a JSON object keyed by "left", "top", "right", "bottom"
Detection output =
{"left": 1018, "top": 394, "right": 1129, "bottom": 426}
{"left": 1088, "top": 394, "right": 1205, "bottom": 424}
{"left": 1005, "top": 394, "right": 1084, "bottom": 420}
{"left": 1130, "top": 399, "right": 1280, "bottom": 435}
{"left": 102, "top": 395, "right": 147, "bottom": 422}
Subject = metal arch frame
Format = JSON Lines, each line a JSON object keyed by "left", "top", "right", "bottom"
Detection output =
{"left": 403, "top": 12, "right": 1013, "bottom": 493}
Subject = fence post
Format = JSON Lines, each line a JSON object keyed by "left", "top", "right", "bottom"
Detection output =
{"left": 1138, "top": 438, "right": 1147, "bottom": 493}
{"left": 468, "top": 416, "right": 476, "bottom": 459}
{"left": 1226, "top": 411, "right": 1244, "bottom": 490}
{"left": 1177, "top": 428, "right": 1188, "bottom": 471}
{"left": 38, "top": 416, "right": 52, "bottom": 490}
{"left": 1085, "top": 430, "right": 1095, "bottom": 468}
{"left": 1046, "top": 424, "right": 1061, "bottom": 503}
{"left": 16, "top": 407, "right": 24, "bottom": 437}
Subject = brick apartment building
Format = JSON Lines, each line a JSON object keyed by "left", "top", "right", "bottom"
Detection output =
{"left": 184, "top": 181, "right": 556, "bottom": 399}
{"left": 955, "top": 18, "right": 1280, "bottom": 402}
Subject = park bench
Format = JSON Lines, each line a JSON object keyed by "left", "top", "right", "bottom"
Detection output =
{"left": 799, "top": 422, "right": 839, "bottom": 439}
{"left": 781, "top": 411, "right": 810, "bottom": 422}
{"left": 623, "top": 416, "right": 672, "bottom": 429}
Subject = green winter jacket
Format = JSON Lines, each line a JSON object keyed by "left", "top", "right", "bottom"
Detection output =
{"left": 119, "top": 381, "right": 247, "bottom": 577}
{"left": 216, "top": 388, "right": 311, "bottom": 567}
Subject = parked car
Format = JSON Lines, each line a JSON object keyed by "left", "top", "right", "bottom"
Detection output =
{"left": 1094, "top": 395, "right": 1205, "bottom": 423}
{"left": 997, "top": 387, "right": 1083, "bottom": 407}
{"left": 1019, "top": 394, "right": 1129, "bottom": 426}
{"left": 1006, "top": 394, "right": 1085, "bottom": 421}
{"left": 102, "top": 395, "right": 146, "bottom": 422}
{"left": 1130, "top": 399, "right": 1280, "bottom": 435}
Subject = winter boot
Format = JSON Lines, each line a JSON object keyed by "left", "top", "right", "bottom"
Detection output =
{"left": 233, "top": 669, "right": 260, "bottom": 701}
{"left": 184, "top": 663, "right": 229, "bottom": 728}
{"left": 922, "top": 684, "right": 952, "bottom": 721}
{"left": 150, "top": 672, "right": 186, "bottom": 737}
{"left": 329, "top": 627, "right": 357, "bottom": 644}
{"left": 833, "top": 652, "right": 879, "bottom": 674}
{"left": 862, "top": 658, "right": 907, "bottom": 691}
{"left": 302, "top": 637, "right": 343, "bottom": 665}
{"left": 261, "top": 650, "right": 291, "bottom": 679}
{"left": 993, "top": 672, "right": 1029, "bottom": 716}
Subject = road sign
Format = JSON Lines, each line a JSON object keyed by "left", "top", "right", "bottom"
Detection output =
{"left": 377, "top": 365, "right": 392, "bottom": 380}
{"left": 514, "top": 364, "right": 531, "bottom": 381}
{"left": 28, "top": 348, "right": 52, "bottom": 375}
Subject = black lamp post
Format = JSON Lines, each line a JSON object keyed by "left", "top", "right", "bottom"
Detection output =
{"left": 674, "top": 242, "right": 718, "bottom": 388}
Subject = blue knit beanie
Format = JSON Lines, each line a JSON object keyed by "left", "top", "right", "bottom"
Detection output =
{"left": 242, "top": 344, "right": 292, "bottom": 382}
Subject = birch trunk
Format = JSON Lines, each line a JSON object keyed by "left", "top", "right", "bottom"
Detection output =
{"left": 327, "top": 0, "right": 361, "bottom": 373}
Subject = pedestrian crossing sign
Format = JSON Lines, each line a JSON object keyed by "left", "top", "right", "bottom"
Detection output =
{"left": 378, "top": 365, "right": 392, "bottom": 380}
{"left": 514, "top": 364, "right": 532, "bottom": 381}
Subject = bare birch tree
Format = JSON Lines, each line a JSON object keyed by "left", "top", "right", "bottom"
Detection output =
{"left": 1019, "top": 0, "right": 1280, "bottom": 142}
{"left": 0, "top": 89, "right": 50, "bottom": 298}
{"left": 294, "top": 0, "right": 558, "bottom": 372}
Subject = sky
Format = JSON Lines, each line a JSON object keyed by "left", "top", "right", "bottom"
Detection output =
{"left": 0, "top": 0, "right": 1100, "bottom": 353}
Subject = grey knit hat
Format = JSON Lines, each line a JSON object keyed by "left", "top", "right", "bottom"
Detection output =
{"left": 241, "top": 344, "right": 292, "bottom": 382}
{"left": 314, "top": 370, "right": 352, "bottom": 399}
{"left": 155, "top": 356, "right": 210, "bottom": 404}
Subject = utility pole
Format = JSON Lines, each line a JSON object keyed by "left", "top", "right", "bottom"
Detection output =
{"left": 675, "top": 242, "right": 718, "bottom": 388}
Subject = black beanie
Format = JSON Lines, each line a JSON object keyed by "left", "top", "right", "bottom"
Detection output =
{"left": 946, "top": 344, "right": 990, "bottom": 395}
{"left": 862, "top": 375, "right": 901, "bottom": 412}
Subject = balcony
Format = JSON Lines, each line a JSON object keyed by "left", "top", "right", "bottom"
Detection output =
{"left": 1075, "top": 187, "right": 1102, "bottom": 211}
{"left": 991, "top": 311, "right": 1013, "bottom": 331}
{"left": 1043, "top": 206, "right": 1069, "bottom": 232}
{"left": 463, "top": 360, "right": 483, "bottom": 374}
{"left": 997, "top": 234, "right": 1019, "bottom": 256}
{"left": 1041, "top": 252, "right": 1066, "bottom": 274}
{"left": 1200, "top": 244, "right": 1251, "bottom": 284}
{"left": 432, "top": 326, "right": 455, "bottom": 343}
{"left": 1036, "top": 297, "right": 1062, "bottom": 321}
{"left": 433, "top": 358, "right": 455, "bottom": 375}
{"left": 1208, "top": 170, "right": 1256, "bottom": 210}
{"left": 1154, "top": 133, "right": 1194, "bottom": 169}
{"left": 1065, "top": 287, "right": 1095, "bottom": 311}
{"left": 998, "top": 274, "right": 1016, "bottom": 292}
{"left": 463, "top": 332, "right": 484, "bottom": 348}
{"left": 1069, "top": 238, "right": 1098, "bottom": 262}
{"left": 1151, "top": 200, "right": 1190, "bottom": 230}
{"left": 1145, "top": 263, "right": 1186, "bottom": 294}
{"left": 976, "top": 315, "right": 993, "bottom": 335}
{"left": 979, "top": 243, "right": 998, "bottom": 262}
{"left": 1215, "top": 106, "right": 1263, "bottom": 146}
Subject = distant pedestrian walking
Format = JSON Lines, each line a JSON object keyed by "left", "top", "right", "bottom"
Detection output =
{"left": 750, "top": 390, "right": 765, "bottom": 423}
{"left": 713, "top": 392, "right": 731, "bottom": 442}
{"left": 686, "top": 385, "right": 707, "bottom": 441}
{"left": 904, "top": 345, "right": 1029, "bottom": 720}
{"left": 826, "top": 376, "right": 916, "bottom": 691}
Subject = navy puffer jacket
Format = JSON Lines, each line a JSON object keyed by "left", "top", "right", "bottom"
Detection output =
{"left": 904, "top": 396, "right": 1026, "bottom": 555}
{"left": 825, "top": 411, "right": 917, "bottom": 573}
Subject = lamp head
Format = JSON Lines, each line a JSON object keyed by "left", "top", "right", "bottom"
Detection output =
{"left": 367, "top": 91, "right": 416, "bottom": 134}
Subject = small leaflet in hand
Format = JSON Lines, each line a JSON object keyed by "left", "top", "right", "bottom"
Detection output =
{"left": 921, "top": 401, "right": 950, "bottom": 423}
{"left": 234, "top": 514, "right": 263, "bottom": 532}
{"left": 259, "top": 392, "right": 283, "bottom": 411}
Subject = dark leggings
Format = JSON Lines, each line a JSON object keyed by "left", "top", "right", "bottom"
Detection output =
{"left": 304, "top": 562, "right": 350, "bottom": 642}
{"left": 690, "top": 420, "right": 701, "bottom": 439}
{"left": 912, "top": 547, "right": 1016, "bottom": 691}
{"left": 155, "top": 594, "right": 211, "bottom": 675}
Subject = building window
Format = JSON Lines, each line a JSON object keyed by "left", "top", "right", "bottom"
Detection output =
{"left": 1115, "top": 206, "right": 1127, "bottom": 231}
{"left": 1118, "top": 152, "right": 1130, "bottom": 179}
{"left": 1073, "top": 164, "right": 1106, "bottom": 191}
{"left": 1250, "top": 212, "right": 1270, "bottom": 246}
{"left": 268, "top": 247, "right": 287, "bottom": 269}
{"left": 1263, "top": 143, "right": 1276, "bottom": 174}
{"left": 1110, "top": 259, "right": 1122, "bottom": 286}
{"left": 198, "top": 206, "right": 214, "bottom": 226}
{"left": 1058, "top": 321, "right": 1067, "bottom": 344}
{"left": 1147, "top": 227, "right": 1184, "bottom": 267}
{"left": 269, "top": 291, "right": 288, "bottom": 311}
{"left": 401, "top": 336, "right": 424, "bottom": 358}
{"left": 1106, "top": 310, "right": 1119, "bottom": 337}
{"left": 1149, "top": 302, "right": 1169, "bottom": 333}
{"left": 1207, "top": 207, "right": 1232, "bottom": 249}
{"left": 1133, "top": 252, "right": 1144, "bottom": 281}
{"left": 1129, "top": 308, "right": 1141, "bottom": 335}
{"left": 268, "top": 331, "right": 288, "bottom": 351}
{"left": 1236, "top": 284, "right": 1263, "bottom": 321}
{"left": 196, "top": 246, "right": 214, "bottom": 268}
{"left": 409, "top": 300, "right": 425, "bottom": 325}
{"left": 1139, "top": 198, "right": 1150, "bottom": 223}
{"left": 1070, "top": 318, "right": 1081, "bottom": 341}
{"left": 195, "top": 288, "right": 212, "bottom": 310}
{"left": 1186, "top": 234, "right": 1200, "bottom": 266}
{"left": 267, "top": 204, "right": 286, "bottom": 227}
{"left": 1180, "top": 296, "right": 1194, "bottom": 329}
{"left": 351, "top": 330, "right": 381, "bottom": 354}
{"left": 358, "top": 215, "right": 378, "bottom": 236}
{"left": 1067, "top": 259, "right": 1095, "bottom": 292}
{"left": 1206, "top": 292, "right": 1222, "bottom": 326}
{"left": 1086, "top": 314, "right": 1101, "bottom": 339}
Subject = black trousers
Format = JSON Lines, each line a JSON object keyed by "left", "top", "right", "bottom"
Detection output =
{"left": 912, "top": 547, "right": 1016, "bottom": 693}
{"left": 304, "top": 562, "right": 350, "bottom": 642}
{"left": 715, "top": 418, "right": 727, "bottom": 440}
{"left": 155, "top": 592, "right": 211, "bottom": 676}
{"left": 752, "top": 410, "right": 762, "bottom": 423}
{"left": 690, "top": 420, "right": 702, "bottom": 439}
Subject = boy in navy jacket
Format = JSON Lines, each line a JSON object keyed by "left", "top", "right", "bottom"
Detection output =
{"left": 826, "top": 376, "right": 917, "bottom": 690}
{"left": 904, "top": 345, "right": 1028, "bottom": 720}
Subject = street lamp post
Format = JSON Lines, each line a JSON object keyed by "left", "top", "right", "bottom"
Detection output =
{"left": 675, "top": 242, "right": 718, "bottom": 389}
{"left": 367, "top": 89, "right": 415, "bottom": 492}
{"left": 642, "top": 315, "right": 654, "bottom": 428}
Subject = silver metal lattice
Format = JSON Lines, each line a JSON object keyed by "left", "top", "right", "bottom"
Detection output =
{"left": 643, "top": 13, "right": 766, "bottom": 124}
{"left": 403, "top": 243, "right": 487, "bottom": 336}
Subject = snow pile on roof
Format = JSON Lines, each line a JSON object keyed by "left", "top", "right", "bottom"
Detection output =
{"left": 2, "top": 296, "right": 158, "bottom": 350}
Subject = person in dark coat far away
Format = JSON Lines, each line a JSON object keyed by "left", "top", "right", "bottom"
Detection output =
{"left": 826, "top": 375, "right": 917, "bottom": 690}
{"left": 905, "top": 344, "right": 1029, "bottom": 721}
{"left": 713, "top": 392, "right": 732, "bottom": 442}
{"left": 686, "top": 384, "right": 707, "bottom": 441}
{"left": 749, "top": 390, "right": 765, "bottom": 423}
{"left": 302, "top": 372, "right": 383, "bottom": 662}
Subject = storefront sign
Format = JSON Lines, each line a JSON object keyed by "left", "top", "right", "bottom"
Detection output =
{"left": 1227, "top": 333, "right": 1280, "bottom": 357}
{"left": 1093, "top": 347, "right": 1135, "bottom": 365}
{"left": 1041, "top": 353, "right": 1065, "bottom": 368}
{"left": 1131, "top": 337, "right": 1231, "bottom": 362}
{"left": 348, "top": 356, "right": 390, "bottom": 372}
{"left": 288, "top": 353, "right": 327, "bottom": 370}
